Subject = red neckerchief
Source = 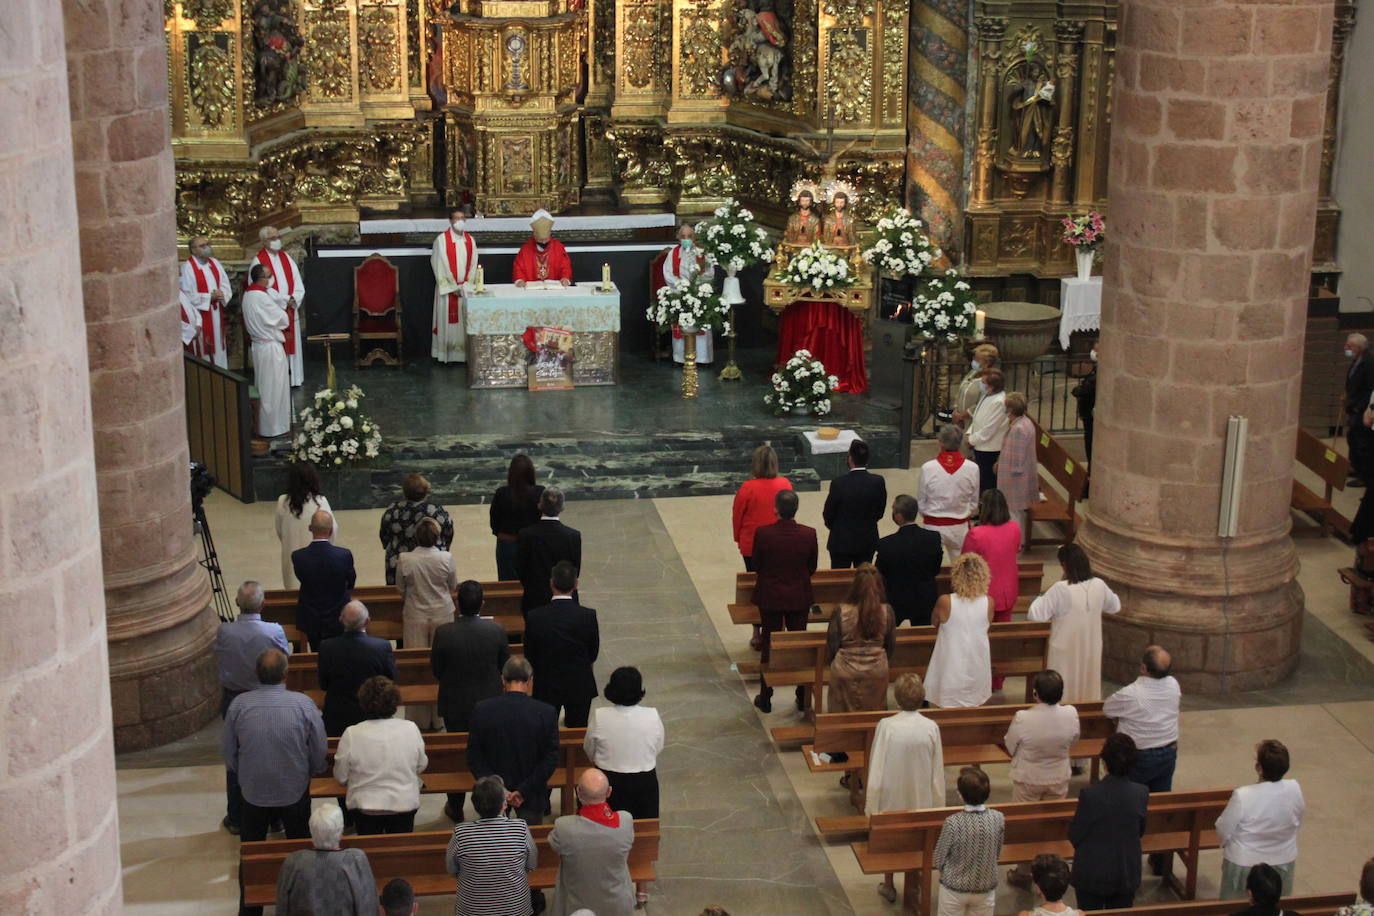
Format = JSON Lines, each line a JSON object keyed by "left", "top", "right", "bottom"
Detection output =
{"left": 442, "top": 230, "right": 475, "bottom": 324}
{"left": 188, "top": 257, "right": 223, "bottom": 353}
{"left": 578, "top": 803, "right": 621, "bottom": 828}
{"left": 245, "top": 283, "right": 270, "bottom": 293}
{"left": 936, "top": 450, "right": 966, "bottom": 474}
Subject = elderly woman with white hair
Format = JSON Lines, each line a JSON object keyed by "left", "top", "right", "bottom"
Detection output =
{"left": 274, "top": 804, "right": 376, "bottom": 916}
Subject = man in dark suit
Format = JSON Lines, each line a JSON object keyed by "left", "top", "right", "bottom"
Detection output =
{"left": 431, "top": 580, "right": 509, "bottom": 821}
{"left": 467, "top": 655, "right": 559, "bottom": 823}
{"left": 822, "top": 439, "right": 888, "bottom": 568}
{"left": 516, "top": 485, "right": 582, "bottom": 613}
{"left": 1345, "top": 333, "right": 1374, "bottom": 485}
{"left": 317, "top": 601, "right": 398, "bottom": 737}
{"left": 750, "top": 489, "right": 817, "bottom": 713}
{"left": 875, "top": 494, "right": 945, "bottom": 627}
{"left": 1069, "top": 733, "right": 1149, "bottom": 910}
{"left": 291, "top": 510, "right": 356, "bottom": 650}
{"left": 523, "top": 561, "right": 599, "bottom": 728}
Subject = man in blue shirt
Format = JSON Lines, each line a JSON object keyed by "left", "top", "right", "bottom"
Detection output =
{"left": 214, "top": 582, "right": 290, "bottom": 835}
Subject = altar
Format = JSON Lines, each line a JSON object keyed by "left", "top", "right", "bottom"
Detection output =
{"left": 463, "top": 283, "right": 621, "bottom": 389}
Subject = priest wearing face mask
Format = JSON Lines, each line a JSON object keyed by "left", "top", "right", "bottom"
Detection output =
{"left": 431, "top": 207, "right": 479, "bottom": 364}
{"left": 179, "top": 236, "right": 232, "bottom": 369}
{"left": 513, "top": 209, "right": 573, "bottom": 288}
{"left": 254, "top": 226, "right": 306, "bottom": 387}
{"left": 242, "top": 263, "right": 292, "bottom": 439}
{"left": 661, "top": 223, "right": 714, "bottom": 365}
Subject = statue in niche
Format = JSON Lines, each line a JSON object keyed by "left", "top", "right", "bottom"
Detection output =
{"left": 251, "top": 0, "right": 305, "bottom": 105}
{"left": 723, "top": 0, "right": 792, "bottom": 102}
{"left": 1005, "top": 44, "right": 1054, "bottom": 159}
{"left": 821, "top": 180, "right": 858, "bottom": 247}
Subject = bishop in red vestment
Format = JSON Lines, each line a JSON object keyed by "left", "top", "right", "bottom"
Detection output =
{"left": 513, "top": 209, "right": 573, "bottom": 286}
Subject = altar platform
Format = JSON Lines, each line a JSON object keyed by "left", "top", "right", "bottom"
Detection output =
{"left": 253, "top": 347, "right": 901, "bottom": 508}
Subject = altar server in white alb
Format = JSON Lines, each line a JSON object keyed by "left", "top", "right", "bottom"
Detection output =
{"left": 254, "top": 226, "right": 306, "bottom": 387}
{"left": 662, "top": 223, "right": 714, "bottom": 365}
{"left": 242, "top": 263, "right": 292, "bottom": 438}
{"left": 179, "top": 236, "right": 232, "bottom": 368}
{"left": 431, "top": 206, "right": 479, "bottom": 363}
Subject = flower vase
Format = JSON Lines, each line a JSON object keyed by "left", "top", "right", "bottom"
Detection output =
{"left": 680, "top": 329, "right": 699, "bottom": 399}
{"left": 1075, "top": 248, "right": 1094, "bottom": 281}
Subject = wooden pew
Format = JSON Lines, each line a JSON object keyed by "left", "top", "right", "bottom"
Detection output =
{"left": 284, "top": 646, "right": 521, "bottom": 710}
{"left": 763, "top": 621, "right": 1053, "bottom": 739}
{"left": 261, "top": 581, "right": 526, "bottom": 648}
{"left": 854, "top": 789, "right": 1231, "bottom": 916}
{"left": 1291, "top": 427, "right": 1352, "bottom": 538}
{"left": 1096, "top": 895, "right": 1356, "bottom": 916}
{"left": 806, "top": 702, "right": 1111, "bottom": 829}
{"left": 311, "top": 728, "right": 592, "bottom": 816}
{"left": 240, "top": 819, "right": 661, "bottom": 908}
{"left": 1030, "top": 421, "right": 1089, "bottom": 545}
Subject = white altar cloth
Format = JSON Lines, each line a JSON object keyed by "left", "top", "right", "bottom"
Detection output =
{"left": 361, "top": 214, "right": 676, "bottom": 235}
{"left": 1059, "top": 276, "right": 1103, "bottom": 349}
{"left": 462, "top": 282, "right": 621, "bottom": 336}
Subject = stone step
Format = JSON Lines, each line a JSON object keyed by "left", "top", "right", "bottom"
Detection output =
{"left": 408, "top": 466, "right": 824, "bottom": 507}
{"left": 378, "top": 429, "right": 811, "bottom": 460}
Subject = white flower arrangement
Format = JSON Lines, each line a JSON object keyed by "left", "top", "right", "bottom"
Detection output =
{"left": 861, "top": 207, "right": 940, "bottom": 277}
{"left": 694, "top": 199, "right": 775, "bottom": 274}
{"left": 765, "top": 349, "right": 841, "bottom": 416}
{"left": 910, "top": 268, "right": 978, "bottom": 343}
{"left": 290, "top": 384, "right": 383, "bottom": 466}
{"left": 646, "top": 277, "right": 732, "bottom": 334}
{"left": 776, "top": 242, "right": 856, "bottom": 294}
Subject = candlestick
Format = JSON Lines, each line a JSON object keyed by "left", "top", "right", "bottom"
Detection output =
{"left": 975, "top": 308, "right": 986, "bottom": 337}
{"left": 601, "top": 262, "right": 611, "bottom": 291}
{"left": 475, "top": 265, "right": 484, "bottom": 293}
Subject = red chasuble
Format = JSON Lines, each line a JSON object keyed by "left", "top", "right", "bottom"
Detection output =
{"left": 512, "top": 238, "right": 572, "bottom": 283}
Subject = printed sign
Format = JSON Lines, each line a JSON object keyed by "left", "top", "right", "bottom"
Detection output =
{"left": 526, "top": 326, "right": 575, "bottom": 390}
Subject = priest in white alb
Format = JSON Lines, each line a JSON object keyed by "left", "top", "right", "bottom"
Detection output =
{"left": 242, "top": 263, "right": 292, "bottom": 438}
{"left": 178, "top": 288, "right": 199, "bottom": 354}
{"left": 430, "top": 206, "right": 479, "bottom": 363}
{"left": 179, "top": 236, "right": 232, "bottom": 368}
{"left": 662, "top": 222, "right": 714, "bottom": 365}
{"left": 254, "top": 226, "right": 306, "bottom": 386}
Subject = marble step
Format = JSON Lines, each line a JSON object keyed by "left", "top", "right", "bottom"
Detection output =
{"left": 407, "top": 465, "right": 824, "bottom": 506}
{"left": 384, "top": 447, "right": 812, "bottom": 482}
{"left": 378, "top": 428, "right": 823, "bottom": 460}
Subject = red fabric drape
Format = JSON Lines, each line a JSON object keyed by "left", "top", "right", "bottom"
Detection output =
{"left": 775, "top": 300, "right": 867, "bottom": 394}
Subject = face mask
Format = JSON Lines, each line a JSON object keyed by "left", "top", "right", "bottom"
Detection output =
{"left": 268, "top": 239, "right": 283, "bottom": 251}
{"left": 980, "top": 382, "right": 990, "bottom": 396}
{"left": 195, "top": 247, "right": 212, "bottom": 260}
{"left": 970, "top": 359, "right": 980, "bottom": 371}
{"left": 451, "top": 220, "right": 465, "bottom": 232}
{"left": 1346, "top": 348, "right": 1355, "bottom": 359}
{"left": 1090, "top": 349, "right": 1098, "bottom": 362}
{"left": 680, "top": 238, "right": 694, "bottom": 250}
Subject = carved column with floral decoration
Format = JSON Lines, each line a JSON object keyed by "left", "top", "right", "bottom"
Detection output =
{"left": 968, "top": 16, "right": 1006, "bottom": 207}
{"left": 1049, "top": 19, "right": 1082, "bottom": 206}
{"left": 1315, "top": 0, "right": 1356, "bottom": 266}
{"left": 669, "top": 0, "right": 727, "bottom": 124}
{"left": 907, "top": 0, "right": 969, "bottom": 257}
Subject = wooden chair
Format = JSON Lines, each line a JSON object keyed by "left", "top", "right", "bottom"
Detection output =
{"left": 649, "top": 247, "right": 671, "bottom": 361}
{"left": 353, "top": 252, "right": 403, "bottom": 367}
{"left": 1291, "top": 427, "right": 1352, "bottom": 537}
{"left": 1030, "top": 420, "right": 1090, "bottom": 545}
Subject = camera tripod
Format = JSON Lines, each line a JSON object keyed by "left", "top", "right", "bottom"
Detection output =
{"left": 194, "top": 502, "right": 235, "bottom": 622}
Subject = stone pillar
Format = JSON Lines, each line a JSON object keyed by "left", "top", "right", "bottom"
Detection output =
{"left": 0, "top": 0, "right": 124, "bottom": 909}
{"left": 1078, "top": 0, "right": 1333, "bottom": 691}
{"left": 64, "top": 0, "right": 219, "bottom": 749}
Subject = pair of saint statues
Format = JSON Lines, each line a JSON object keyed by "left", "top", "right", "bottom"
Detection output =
{"left": 783, "top": 180, "right": 858, "bottom": 248}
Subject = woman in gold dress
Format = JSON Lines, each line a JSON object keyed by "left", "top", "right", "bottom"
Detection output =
{"left": 822, "top": 189, "right": 858, "bottom": 247}
{"left": 784, "top": 188, "right": 822, "bottom": 245}
{"left": 825, "top": 563, "right": 895, "bottom": 714}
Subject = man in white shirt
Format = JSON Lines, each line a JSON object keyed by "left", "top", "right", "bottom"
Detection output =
{"left": 662, "top": 223, "right": 714, "bottom": 365}
{"left": 252, "top": 226, "right": 306, "bottom": 386}
{"left": 1216, "top": 739, "right": 1305, "bottom": 900}
{"left": 431, "top": 206, "right": 479, "bottom": 364}
{"left": 179, "top": 236, "right": 232, "bottom": 368}
{"left": 1003, "top": 670, "right": 1080, "bottom": 888}
{"left": 241, "top": 263, "right": 292, "bottom": 438}
{"left": 917, "top": 424, "right": 982, "bottom": 561}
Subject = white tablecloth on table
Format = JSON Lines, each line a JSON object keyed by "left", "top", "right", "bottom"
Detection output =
{"left": 803, "top": 429, "right": 859, "bottom": 454}
{"left": 361, "top": 214, "right": 676, "bottom": 235}
{"left": 1059, "top": 276, "right": 1103, "bottom": 349}
{"left": 462, "top": 282, "right": 621, "bottom": 336}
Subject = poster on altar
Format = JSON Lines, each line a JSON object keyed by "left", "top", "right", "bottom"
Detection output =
{"left": 523, "top": 325, "right": 575, "bottom": 390}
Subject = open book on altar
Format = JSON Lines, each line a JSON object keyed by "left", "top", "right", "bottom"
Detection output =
{"left": 521, "top": 280, "right": 576, "bottom": 292}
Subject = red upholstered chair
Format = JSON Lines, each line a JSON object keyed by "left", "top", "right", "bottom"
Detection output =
{"left": 649, "top": 247, "right": 671, "bottom": 361}
{"left": 353, "top": 253, "right": 403, "bottom": 367}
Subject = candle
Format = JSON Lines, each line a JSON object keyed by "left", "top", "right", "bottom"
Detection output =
{"left": 975, "top": 308, "right": 986, "bottom": 337}
{"left": 475, "top": 265, "right": 484, "bottom": 293}
{"left": 602, "top": 262, "right": 611, "bottom": 290}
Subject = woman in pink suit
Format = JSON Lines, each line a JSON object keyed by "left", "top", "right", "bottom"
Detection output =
{"left": 960, "top": 488, "right": 1021, "bottom": 690}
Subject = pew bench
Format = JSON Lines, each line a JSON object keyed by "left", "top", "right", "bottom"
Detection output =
{"left": 240, "top": 820, "right": 661, "bottom": 908}
{"left": 1097, "top": 894, "right": 1356, "bottom": 916}
{"left": 1030, "top": 421, "right": 1089, "bottom": 546}
{"left": 284, "top": 646, "right": 522, "bottom": 710}
{"left": 1291, "top": 427, "right": 1352, "bottom": 538}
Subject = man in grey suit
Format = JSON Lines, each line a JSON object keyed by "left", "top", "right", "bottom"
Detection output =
{"left": 431, "top": 580, "right": 510, "bottom": 821}
{"left": 549, "top": 768, "right": 635, "bottom": 916}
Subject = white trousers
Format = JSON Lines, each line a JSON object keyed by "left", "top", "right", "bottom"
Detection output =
{"left": 673, "top": 329, "right": 714, "bottom": 364}
{"left": 251, "top": 340, "right": 291, "bottom": 437}
{"left": 937, "top": 887, "right": 996, "bottom": 916}
{"left": 403, "top": 608, "right": 453, "bottom": 730}
{"left": 921, "top": 521, "right": 970, "bottom": 563}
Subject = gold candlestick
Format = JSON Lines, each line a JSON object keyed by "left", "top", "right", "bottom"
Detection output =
{"left": 718, "top": 309, "right": 742, "bottom": 381}
{"left": 681, "top": 330, "right": 699, "bottom": 399}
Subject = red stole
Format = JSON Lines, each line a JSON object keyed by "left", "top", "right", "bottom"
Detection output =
{"left": 577, "top": 803, "right": 621, "bottom": 829}
{"left": 443, "top": 231, "right": 474, "bottom": 324}
{"left": 188, "top": 257, "right": 223, "bottom": 353}
{"left": 936, "top": 450, "right": 966, "bottom": 474}
{"left": 256, "top": 249, "right": 298, "bottom": 355}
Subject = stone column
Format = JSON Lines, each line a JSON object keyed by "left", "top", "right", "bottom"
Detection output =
{"left": 0, "top": 0, "right": 124, "bottom": 909}
{"left": 64, "top": 0, "right": 219, "bottom": 749}
{"left": 1078, "top": 0, "right": 1333, "bottom": 690}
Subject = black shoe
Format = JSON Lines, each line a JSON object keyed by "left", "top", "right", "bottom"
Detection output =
{"left": 221, "top": 816, "right": 240, "bottom": 836}
{"left": 443, "top": 802, "right": 464, "bottom": 823}
{"left": 829, "top": 751, "right": 850, "bottom": 764}
{"left": 795, "top": 686, "right": 806, "bottom": 711}
{"left": 269, "top": 820, "right": 284, "bottom": 834}
{"left": 1350, "top": 477, "right": 1367, "bottom": 489}
{"left": 753, "top": 692, "right": 772, "bottom": 713}
{"left": 531, "top": 889, "right": 547, "bottom": 915}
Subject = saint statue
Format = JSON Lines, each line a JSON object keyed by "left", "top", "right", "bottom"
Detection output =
{"left": 1011, "top": 77, "right": 1055, "bottom": 158}
{"left": 784, "top": 183, "right": 821, "bottom": 245}
{"left": 821, "top": 185, "right": 858, "bottom": 247}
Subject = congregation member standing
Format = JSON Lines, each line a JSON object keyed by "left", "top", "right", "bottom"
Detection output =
{"left": 253, "top": 226, "right": 306, "bottom": 386}
{"left": 524, "top": 561, "right": 600, "bottom": 728}
{"left": 966, "top": 368, "right": 1008, "bottom": 493}
{"left": 1346, "top": 333, "right": 1374, "bottom": 485}
{"left": 1071, "top": 343, "right": 1098, "bottom": 465}
{"left": 952, "top": 344, "right": 999, "bottom": 428}
{"left": 468, "top": 657, "right": 560, "bottom": 824}
{"left": 1216, "top": 740, "right": 1306, "bottom": 899}
{"left": 334, "top": 676, "right": 428, "bottom": 835}
{"left": 932, "top": 767, "right": 1005, "bottom": 916}
{"left": 179, "top": 235, "right": 231, "bottom": 369}
{"left": 1015, "top": 855, "right": 1080, "bottom": 916}
{"left": 918, "top": 425, "right": 982, "bottom": 561}
{"left": 961, "top": 489, "right": 1021, "bottom": 689}
{"left": 491, "top": 454, "right": 545, "bottom": 581}
{"left": 396, "top": 517, "right": 458, "bottom": 729}
{"left": 1003, "top": 670, "right": 1080, "bottom": 887}
{"left": 292, "top": 509, "right": 355, "bottom": 650}
{"left": 318, "top": 601, "right": 397, "bottom": 737}
{"left": 274, "top": 463, "right": 335, "bottom": 589}
{"left": 822, "top": 439, "right": 888, "bottom": 568}
{"left": 274, "top": 806, "right": 376, "bottom": 916}
{"left": 241, "top": 263, "right": 292, "bottom": 439}
{"left": 733, "top": 445, "right": 793, "bottom": 651}
{"left": 379, "top": 473, "right": 454, "bottom": 586}
{"left": 381, "top": 879, "right": 418, "bottom": 916}
{"left": 998, "top": 392, "right": 1037, "bottom": 549}
{"left": 431, "top": 207, "right": 479, "bottom": 364}
{"left": 214, "top": 581, "right": 290, "bottom": 835}
{"left": 517, "top": 486, "right": 582, "bottom": 613}
{"left": 447, "top": 776, "right": 538, "bottom": 916}
{"left": 1233, "top": 865, "right": 1304, "bottom": 916}
{"left": 924, "top": 553, "right": 993, "bottom": 709}
{"left": 1028, "top": 544, "right": 1121, "bottom": 709}
{"left": 1069, "top": 733, "right": 1148, "bottom": 911}
{"left": 1334, "top": 857, "right": 1374, "bottom": 916}
{"left": 549, "top": 769, "right": 636, "bottom": 916}
{"left": 432, "top": 581, "right": 510, "bottom": 821}
{"left": 750, "top": 489, "right": 818, "bottom": 713}
{"left": 825, "top": 564, "right": 895, "bottom": 713}
{"left": 875, "top": 494, "right": 944, "bottom": 626}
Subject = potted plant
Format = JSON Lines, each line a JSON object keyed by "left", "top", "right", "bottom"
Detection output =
{"left": 694, "top": 198, "right": 775, "bottom": 306}
{"left": 1061, "top": 210, "right": 1105, "bottom": 280}
{"left": 765, "top": 349, "right": 840, "bottom": 417}
{"left": 776, "top": 242, "right": 856, "bottom": 296}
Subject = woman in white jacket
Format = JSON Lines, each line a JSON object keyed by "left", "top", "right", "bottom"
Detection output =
{"left": 966, "top": 367, "right": 1009, "bottom": 493}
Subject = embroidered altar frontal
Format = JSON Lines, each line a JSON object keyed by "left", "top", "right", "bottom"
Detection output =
{"left": 463, "top": 283, "right": 621, "bottom": 388}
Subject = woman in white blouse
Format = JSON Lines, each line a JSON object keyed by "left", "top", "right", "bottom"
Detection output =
{"left": 334, "top": 676, "right": 428, "bottom": 835}
{"left": 584, "top": 666, "right": 664, "bottom": 905}
{"left": 274, "top": 462, "right": 337, "bottom": 588}
{"left": 966, "top": 367, "right": 1009, "bottom": 494}
{"left": 1027, "top": 543, "right": 1121, "bottom": 706}
{"left": 1216, "top": 739, "right": 1306, "bottom": 900}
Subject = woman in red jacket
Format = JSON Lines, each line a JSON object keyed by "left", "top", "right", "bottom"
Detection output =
{"left": 733, "top": 446, "right": 794, "bottom": 650}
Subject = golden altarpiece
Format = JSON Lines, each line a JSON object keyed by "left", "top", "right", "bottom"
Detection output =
{"left": 166, "top": 0, "right": 1352, "bottom": 280}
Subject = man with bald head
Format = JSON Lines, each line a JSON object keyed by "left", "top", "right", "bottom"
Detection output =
{"left": 318, "top": 601, "right": 397, "bottom": 737}
{"left": 549, "top": 767, "right": 636, "bottom": 916}
{"left": 179, "top": 235, "right": 232, "bottom": 368}
{"left": 292, "top": 510, "right": 356, "bottom": 650}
